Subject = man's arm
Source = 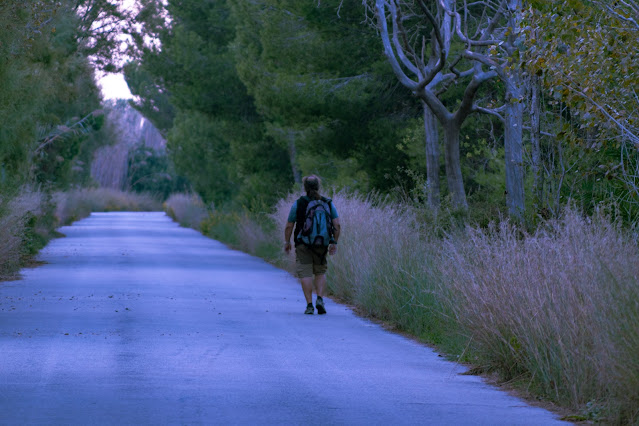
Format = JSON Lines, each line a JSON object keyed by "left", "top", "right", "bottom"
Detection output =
{"left": 332, "top": 217, "right": 341, "bottom": 243}
{"left": 329, "top": 217, "right": 341, "bottom": 255}
{"left": 284, "top": 222, "right": 295, "bottom": 253}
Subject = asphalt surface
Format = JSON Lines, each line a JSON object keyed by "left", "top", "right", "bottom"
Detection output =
{"left": 0, "top": 212, "right": 566, "bottom": 425}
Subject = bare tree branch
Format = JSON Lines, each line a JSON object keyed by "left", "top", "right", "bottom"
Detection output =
{"left": 438, "top": 0, "right": 504, "bottom": 46}
{"left": 388, "top": 1, "right": 422, "bottom": 77}
{"left": 454, "top": 70, "right": 498, "bottom": 124}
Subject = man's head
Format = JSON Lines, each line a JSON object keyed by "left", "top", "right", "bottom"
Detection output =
{"left": 303, "top": 175, "right": 321, "bottom": 199}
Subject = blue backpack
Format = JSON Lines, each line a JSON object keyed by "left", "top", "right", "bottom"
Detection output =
{"left": 296, "top": 198, "right": 335, "bottom": 247}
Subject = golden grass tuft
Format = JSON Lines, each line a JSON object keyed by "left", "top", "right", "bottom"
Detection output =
{"left": 438, "top": 209, "right": 639, "bottom": 420}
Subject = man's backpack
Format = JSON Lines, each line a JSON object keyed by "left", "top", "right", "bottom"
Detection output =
{"left": 296, "top": 197, "right": 335, "bottom": 247}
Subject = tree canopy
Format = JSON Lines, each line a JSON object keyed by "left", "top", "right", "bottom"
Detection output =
{"left": 3, "top": 0, "right": 639, "bottom": 222}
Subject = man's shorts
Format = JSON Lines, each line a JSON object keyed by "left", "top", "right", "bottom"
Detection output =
{"left": 295, "top": 244, "right": 328, "bottom": 278}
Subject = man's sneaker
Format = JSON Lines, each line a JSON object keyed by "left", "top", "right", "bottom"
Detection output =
{"left": 316, "top": 297, "right": 327, "bottom": 315}
{"left": 304, "top": 303, "right": 314, "bottom": 315}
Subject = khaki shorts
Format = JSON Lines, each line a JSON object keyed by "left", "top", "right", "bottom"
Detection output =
{"left": 295, "top": 244, "right": 328, "bottom": 278}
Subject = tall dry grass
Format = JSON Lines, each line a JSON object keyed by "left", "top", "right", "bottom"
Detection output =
{"left": 272, "top": 192, "right": 449, "bottom": 335}
{"left": 54, "top": 188, "right": 162, "bottom": 225}
{"left": 272, "top": 192, "right": 639, "bottom": 423}
{"left": 164, "top": 193, "right": 208, "bottom": 230}
{"left": 438, "top": 211, "right": 639, "bottom": 421}
{"left": 162, "top": 189, "right": 639, "bottom": 421}
{"left": 0, "top": 190, "right": 44, "bottom": 279}
{"left": 1, "top": 188, "right": 161, "bottom": 280}
{"left": 164, "top": 193, "right": 281, "bottom": 261}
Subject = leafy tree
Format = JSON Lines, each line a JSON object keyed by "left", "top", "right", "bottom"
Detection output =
{"left": 525, "top": 0, "right": 639, "bottom": 218}
{"left": 230, "top": 0, "right": 418, "bottom": 194}
{"left": 126, "top": 145, "right": 188, "bottom": 200}
{"left": 0, "top": 1, "right": 106, "bottom": 192}
{"left": 128, "top": 0, "right": 296, "bottom": 208}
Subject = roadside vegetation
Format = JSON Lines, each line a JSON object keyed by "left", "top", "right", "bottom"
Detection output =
{"left": 166, "top": 192, "right": 639, "bottom": 424}
{"left": 54, "top": 188, "right": 161, "bottom": 226}
{"left": 0, "top": 188, "right": 161, "bottom": 281}
{"left": 0, "top": 190, "right": 48, "bottom": 281}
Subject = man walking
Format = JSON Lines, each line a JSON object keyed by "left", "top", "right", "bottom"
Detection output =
{"left": 284, "top": 175, "right": 341, "bottom": 314}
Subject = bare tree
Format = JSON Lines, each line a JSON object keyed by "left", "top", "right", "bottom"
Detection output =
{"left": 442, "top": 0, "right": 526, "bottom": 218}
{"left": 368, "top": 0, "right": 527, "bottom": 218}
{"left": 369, "top": 0, "right": 494, "bottom": 210}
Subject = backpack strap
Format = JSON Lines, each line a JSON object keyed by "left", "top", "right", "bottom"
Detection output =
{"left": 293, "top": 196, "right": 310, "bottom": 246}
{"left": 324, "top": 197, "right": 333, "bottom": 215}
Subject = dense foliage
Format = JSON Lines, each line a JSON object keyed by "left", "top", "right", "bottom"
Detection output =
{"left": 124, "top": 0, "right": 637, "bottom": 224}
{"left": 0, "top": 1, "right": 159, "bottom": 273}
{"left": 525, "top": 0, "right": 639, "bottom": 220}
{"left": 0, "top": 1, "right": 125, "bottom": 193}
{"left": 3, "top": 1, "right": 639, "bottom": 218}
{"left": 129, "top": 0, "right": 432, "bottom": 211}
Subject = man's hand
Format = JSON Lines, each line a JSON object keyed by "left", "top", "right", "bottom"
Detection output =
{"left": 328, "top": 243, "right": 337, "bottom": 256}
{"left": 284, "top": 222, "right": 294, "bottom": 254}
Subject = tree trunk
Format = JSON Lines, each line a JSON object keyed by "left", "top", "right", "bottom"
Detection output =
{"left": 530, "top": 75, "right": 543, "bottom": 209}
{"left": 503, "top": 0, "right": 525, "bottom": 221}
{"left": 287, "top": 131, "right": 302, "bottom": 185}
{"left": 422, "top": 101, "right": 440, "bottom": 209}
{"left": 443, "top": 122, "right": 467, "bottom": 210}
{"left": 504, "top": 96, "right": 525, "bottom": 220}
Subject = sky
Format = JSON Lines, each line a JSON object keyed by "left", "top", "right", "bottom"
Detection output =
{"left": 98, "top": 73, "right": 133, "bottom": 100}
{"left": 95, "top": 0, "right": 140, "bottom": 101}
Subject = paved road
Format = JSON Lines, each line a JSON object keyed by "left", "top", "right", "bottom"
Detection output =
{"left": 0, "top": 212, "right": 565, "bottom": 425}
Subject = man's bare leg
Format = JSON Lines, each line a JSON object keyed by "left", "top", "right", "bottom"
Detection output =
{"left": 301, "top": 277, "right": 314, "bottom": 304}
{"left": 314, "top": 274, "right": 327, "bottom": 298}
{"left": 314, "top": 274, "right": 327, "bottom": 314}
